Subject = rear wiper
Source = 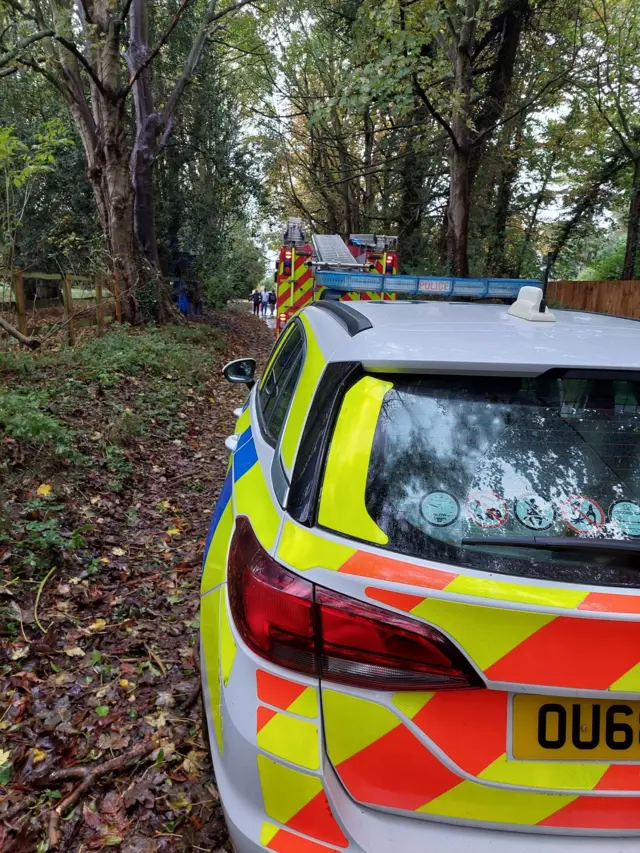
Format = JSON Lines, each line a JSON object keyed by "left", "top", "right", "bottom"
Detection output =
{"left": 461, "top": 536, "right": 640, "bottom": 555}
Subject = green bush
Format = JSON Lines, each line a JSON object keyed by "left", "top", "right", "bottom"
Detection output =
{"left": 0, "top": 390, "right": 72, "bottom": 455}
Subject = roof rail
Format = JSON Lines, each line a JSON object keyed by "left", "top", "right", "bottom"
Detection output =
{"left": 311, "top": 300, "right": 372, "bottom": 336}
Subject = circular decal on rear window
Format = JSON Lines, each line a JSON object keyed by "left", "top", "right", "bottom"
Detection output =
{"left": 514, "top": 496, "right": 555, "bottom": 531}
{"left": 609, "top": 501, "right": 640, "bottom": 537}
{"left": 560, "top": 495, "right": 605, "bottom": 533}
{"left": 421, "top": 491, "right": 460, "bottom": 527}
{"left": 466, "top": 491, "right": 509, "bottom": 529}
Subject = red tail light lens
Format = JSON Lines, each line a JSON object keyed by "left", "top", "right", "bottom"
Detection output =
{"left": 227, "top": 517, "right": 316, "bottom": 676}
{"left": 228, "top": 518, "right": 482, "bottom": 691}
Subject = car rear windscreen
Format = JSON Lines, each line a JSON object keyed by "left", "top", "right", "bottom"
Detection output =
{"left": 365, "top": 374, "right": 640, "bottom": 587}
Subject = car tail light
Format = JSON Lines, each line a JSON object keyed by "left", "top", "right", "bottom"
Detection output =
{"left": 228, "top": 517, "right": 482, "bottom": 691}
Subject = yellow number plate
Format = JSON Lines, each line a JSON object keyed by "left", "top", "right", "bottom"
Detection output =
{"left": 512, "top": 694, "right": 640, "bottom": 761}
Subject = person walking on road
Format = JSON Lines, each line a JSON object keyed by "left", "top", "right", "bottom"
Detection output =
{"left": 251, "top": 290, "right": 261, "bottom": 316}
{"left": 268, "top": 290, "right": 276, "bottom": 317}
{"left": 261, "top": 289, "right": 269, "bottom": 317}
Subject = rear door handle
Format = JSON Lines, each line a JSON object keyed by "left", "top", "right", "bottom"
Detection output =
{"left": 225, "top": 434, "right": 239, "bottom": 453}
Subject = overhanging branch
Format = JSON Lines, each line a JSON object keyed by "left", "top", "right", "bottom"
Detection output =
{"left": 0, "top": 28, "right": 54, "bottom": 67}
{"left": 412, "top": 72, "right": 459, "bottom": 151}
{"left": 120, "top": 0, "right": 197, "bottom": 98}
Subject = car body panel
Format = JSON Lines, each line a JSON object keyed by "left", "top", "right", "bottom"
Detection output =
{"left": 201, "top": 302, "right": 640, "bottom": 851}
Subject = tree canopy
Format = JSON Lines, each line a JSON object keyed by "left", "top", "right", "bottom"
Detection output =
{"left": 1, "top": 0, "right": 640, "bottom": 317}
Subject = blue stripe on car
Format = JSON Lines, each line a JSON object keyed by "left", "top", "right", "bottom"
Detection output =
{"left": 202, "top": 470, "right": 232, "bottom": 566}
{"left": 236, "top": 424, "right": 253, "bottom": 450}
{"left": 233, "top": 435, "right": 258, "bottom": 482}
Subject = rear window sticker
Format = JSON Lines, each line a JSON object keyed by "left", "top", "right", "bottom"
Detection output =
{"left": 560, "top": 495, "right": 605, "bottom": 533}
{"left": 420, "top": 491, "right": 460, "bottom": 527}
{"left": 514, "top": 496, "right": 555, "bottom": 531}
{"left": 609, "top": 500, "right": 640, "bottom": 537}
{"left": 466, "top": 491, "right": 509, "bottom": 529}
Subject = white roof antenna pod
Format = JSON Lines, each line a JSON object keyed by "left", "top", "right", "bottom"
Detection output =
{"left": 507, "top": 285, "right": 556, "bottom": 323}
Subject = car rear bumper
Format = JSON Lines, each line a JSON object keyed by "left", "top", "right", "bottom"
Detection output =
{"left": 214, "top": 730, "right": 640, "bottom": 853}
{"left": 202, "top": 630, "right": 640, "bottom": 853}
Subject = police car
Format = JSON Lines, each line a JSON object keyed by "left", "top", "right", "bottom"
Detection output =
{"left": 201, "top": 286, "right": 640, "bottom": 853}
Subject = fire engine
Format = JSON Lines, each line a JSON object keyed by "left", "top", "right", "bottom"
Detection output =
{"left": 273, "top": 216, "right": 543, "bottom": 336}
{"left": 274, "top": 218, "right": 399, "bottom": 335}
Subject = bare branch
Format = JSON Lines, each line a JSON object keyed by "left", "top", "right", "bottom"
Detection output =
{"left": 53, "top": 35, "right": 106, "bottom": 95}
{"left": 120, "top": 0, "right": 197, "bottom": 98}
{"left": 412, "top": 73, "right": 459, "bottom": 150}
{"left": 0, "top": 28, "right": 54, "bottom": 68}
{"left": 158, "top": 0, "right": 254, "bottom": 147}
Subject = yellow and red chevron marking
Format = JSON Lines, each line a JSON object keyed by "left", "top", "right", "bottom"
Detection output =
{"left": 277, "top": 521, "right": 640, "bottom": 615}
{"left": 257, "top": 755, "right": 348, "bottom": 848}
{"left": 339, "top": 291, "right": 395, "bottom": 302}
{"left": 257, "top": 670, "right": 318, "bottom": 718}
{"left": 257, "top": 706, "right": 320, "bottom": 770}
{"left": 323, "top": 690, "right": 640, "bottom": 828}
{"left": 366, "top": 586, "right": 640, "bottom": 691}
{"left": 396, "top": 689, "right": 640, "bottom": 792}
{"left": 261, "top": 823, "right": 339, "bottom": 852}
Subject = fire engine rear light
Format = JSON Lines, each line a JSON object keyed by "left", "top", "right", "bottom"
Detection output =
{"left": 279, "top": 313, "right": 287, "bottom": 324}
{"left": 228, "top": 518, "right": 481, "bottom": 691}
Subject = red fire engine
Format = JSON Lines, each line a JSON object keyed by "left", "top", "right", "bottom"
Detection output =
{"left": 274, "top": 218, "right": 399, "bottom": 335}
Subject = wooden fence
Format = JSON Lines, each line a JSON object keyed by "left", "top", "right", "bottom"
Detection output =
{"left": 547, "top": 279, "right": 640, "bottom": 319}
{"left": 0, "top": 269, "right": 121, "bottom": 345}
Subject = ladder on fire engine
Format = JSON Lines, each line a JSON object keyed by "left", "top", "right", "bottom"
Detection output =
{"left": 349, "top": 234, "right": 398, "bottom": 251}
{"left": 283, "top": 217, "right": 307, "bottom": 246}
{"left": 312, "top": 234, "right": 361, "bottom": 269}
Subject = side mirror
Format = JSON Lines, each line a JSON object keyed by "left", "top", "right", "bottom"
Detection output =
{"left": 223, "top": 358, "right": 256, "bottom": 388}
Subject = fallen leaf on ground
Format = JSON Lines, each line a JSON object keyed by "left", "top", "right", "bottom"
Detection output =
{"left": 65, "top": 646, "right": 85, "bottom": 657}
{"left": 36, "top": 483, "right": 52, "bottom": 496}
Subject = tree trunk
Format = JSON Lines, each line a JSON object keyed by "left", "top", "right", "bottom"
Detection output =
{"left": 468, "top": 0, "right": 529, "bottom": 183}
{"left": 446, "top": 0, "right": 477, "bottom": 277}
{"left": 487, "top": 122, "right": 523, "bottom": 275}
{"left": 362, "top": 107, "right": 375, "bottom": 230}
{"left": 622, "top": 157, "right": 640, "bottom": 280}
{"left": 447, "top": 143, "right": 471, "bottom": 276}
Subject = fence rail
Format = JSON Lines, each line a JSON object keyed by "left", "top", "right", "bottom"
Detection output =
{"left": 547, "top": 279, "right": 640, "bottom": 319}
{"left": 1, "top": 268, "right": 119, "bottom": 344}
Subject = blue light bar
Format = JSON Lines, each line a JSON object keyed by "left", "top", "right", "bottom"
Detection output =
{"left": 314, "top": 272, "right": 542, "bottom": 299}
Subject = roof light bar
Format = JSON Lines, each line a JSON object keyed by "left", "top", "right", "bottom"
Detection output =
{"left": 315, "top": 271, "right": 542, "bottom": 300}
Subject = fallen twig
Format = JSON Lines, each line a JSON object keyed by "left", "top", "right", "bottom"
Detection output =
{"left": 34, "top": 566, "right": 57, "bottom": 634}
{"left": 47, "top": 741, "right": 157, "bottom": 848}
{"left": 183, "top": 681, "right": 201, "bottom": 711}
{"left": 145, "top": 643, "right": 168, "bottom": 677}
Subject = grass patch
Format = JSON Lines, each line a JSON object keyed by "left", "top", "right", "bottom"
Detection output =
{"left": 0, "top": 322, "right": 222, "bottom": 547}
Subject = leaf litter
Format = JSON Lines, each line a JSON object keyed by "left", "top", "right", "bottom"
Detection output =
{"left": 0, "top": 310, "right": 274, "bottom": 852}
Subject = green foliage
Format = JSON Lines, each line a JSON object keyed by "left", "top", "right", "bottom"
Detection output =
{"left": 0, "top": 391, "right": 72, "bottom": 455}
{"left": 580, "top": 237, "right": 637, "bottom": 281}
{"left": 203, "top": 226, "right": 266, "bottom": 307}
{"left": 0, "top": 498, "right": 85, "bottom": 574}
{"left": 0, "top": 120, "right": 73, "bottom": 269}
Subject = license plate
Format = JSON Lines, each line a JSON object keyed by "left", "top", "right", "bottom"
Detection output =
{"left": 512, "top": 694, "right": 640, "bottom": 761}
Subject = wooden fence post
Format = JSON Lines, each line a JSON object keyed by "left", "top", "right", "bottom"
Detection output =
{"left": 13, "top": 269, "right": 27, "bottom": 341}
{"left": 113, "top": 270, "right": 122, "bottom": 323}
{"left": 63, "top": 274, "right": 75, "bottom": 345}
{"left": 95, "top": 274, "right": 104, "bottom": 336}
